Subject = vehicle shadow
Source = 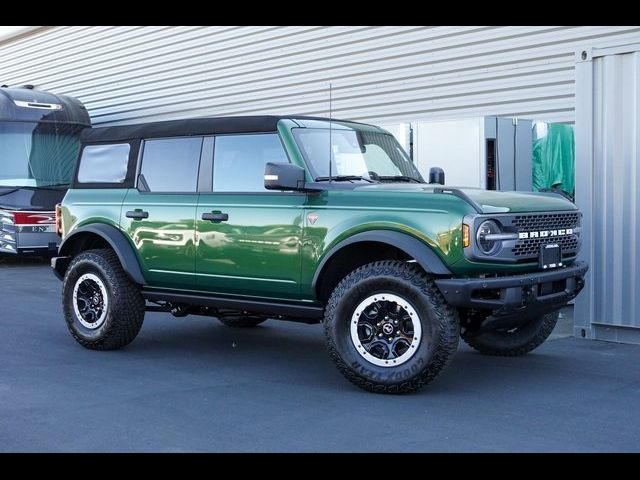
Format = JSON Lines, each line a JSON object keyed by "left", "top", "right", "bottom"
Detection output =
{"left": 101, "top": 315, "right": 341, "bottom": 388}
{"left": 122, "top": 313, "right": 567, "bottom": 395}
{"left": 133, "top": 316, "right": 329, "bottom": 366}
{"left": 0, "top": 253, "right": 51, "bottom": 266}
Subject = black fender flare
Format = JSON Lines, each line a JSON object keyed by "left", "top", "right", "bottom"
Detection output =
{"left": 311, "top": 230, "right": 452, "bottom": 292}
{"left": 55, "top": 224, "right": 146, "bottom": 285}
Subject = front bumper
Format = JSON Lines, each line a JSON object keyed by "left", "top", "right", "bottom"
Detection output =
{"left": 435, "top": 261, "right": 588, "bottom": 317}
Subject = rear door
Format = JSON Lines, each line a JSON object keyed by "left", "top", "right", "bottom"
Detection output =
{"left": 120, "top": 137, "right": 203, "bottom": 290}
{"left": 195, "top": 133, "right": 305, "bottom": 299}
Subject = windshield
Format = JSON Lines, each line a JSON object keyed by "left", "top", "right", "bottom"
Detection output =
{"left": 0, "top": 121, "right": 84, "bottom": 187}
{"left": 293, "top": 128, "right": 423, "bottom": 182}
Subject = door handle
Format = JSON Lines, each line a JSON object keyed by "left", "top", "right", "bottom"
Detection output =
{"left": 202, "top": 211, "right": 229, "bottom": 223}
{"left": 126, "top": 209, "right": 149, "bottom": 220}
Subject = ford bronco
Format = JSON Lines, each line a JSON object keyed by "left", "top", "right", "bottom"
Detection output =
{"left": 51, "top": 116, "right": 588, "bottom": 393}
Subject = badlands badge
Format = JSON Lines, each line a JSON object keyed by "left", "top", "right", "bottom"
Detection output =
{"left": 307, "top": 213, "right": 319, "bottom": 225}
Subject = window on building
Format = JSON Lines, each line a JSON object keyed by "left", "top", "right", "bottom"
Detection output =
{"left": 77, "top": 143, "right": 130, "bottom": 184}
{"left": 141, "top": 137, "right": 203, "bottom": 192}
{"left": 213, "top": 134, "right": 289, "bottom": 192}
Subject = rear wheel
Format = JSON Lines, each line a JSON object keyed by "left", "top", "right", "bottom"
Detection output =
{"left": 62, "top": 249, "right": 145, "bottom": 350}
{"left": 323, "top": 261, "right": 460, "bottom": 394}
{"left": 462, "top": 311, "right": 559, "bottom": 356}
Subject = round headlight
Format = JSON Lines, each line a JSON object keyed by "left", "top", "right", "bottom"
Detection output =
{"left": 476, "top": 220, "right": 502, "bottom": 254}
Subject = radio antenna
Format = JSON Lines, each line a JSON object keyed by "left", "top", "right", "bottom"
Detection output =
{"left": 329, "top": 83, "right": 333, "bottom": 184}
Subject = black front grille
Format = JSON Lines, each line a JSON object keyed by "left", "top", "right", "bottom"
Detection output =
{"left": 513, "top": 235, "right": 579, "bottom": 257}
{"left": 513, "top": 212, "right": 580, "bottom": 230}
{"left": 511, "top": 211, "right": 581, "bottom": 260}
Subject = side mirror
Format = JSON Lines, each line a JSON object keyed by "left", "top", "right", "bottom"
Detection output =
{"left": 264, "top": 162, "right": 306, "bottom": 191}
{"left": 429, "top": 167, "right": 445, "bottom": 185}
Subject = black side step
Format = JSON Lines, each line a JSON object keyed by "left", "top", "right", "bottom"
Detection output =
{"left": 142, "top": 289, "right": 324, "bottom": 322}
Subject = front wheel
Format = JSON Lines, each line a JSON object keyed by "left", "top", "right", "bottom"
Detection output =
{"left": 462, "top": 311, "right": 559, "bottom": 356}
{"left": 323, "top": 261, "right": 460, "bottom": 394}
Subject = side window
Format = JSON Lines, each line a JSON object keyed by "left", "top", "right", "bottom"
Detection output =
{"left": 77, "top": 143, "right": 130, "bottom": 184}
{"left": 140, "top": 137, "right": 203, "bottom": 192}
{"left": 213, "top": 134, "right": 288, "bottom": 192}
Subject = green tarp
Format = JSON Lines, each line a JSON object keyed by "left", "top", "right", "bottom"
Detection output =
{"left": 532, "top": 123, "right": 575, "bottom": 197}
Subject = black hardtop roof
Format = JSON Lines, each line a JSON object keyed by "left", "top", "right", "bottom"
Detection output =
{"left": 80, "top": 115, "right": 380, "bottom": 143}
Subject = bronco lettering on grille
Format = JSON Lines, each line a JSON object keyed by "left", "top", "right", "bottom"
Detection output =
{"left": 518, "top": 228, "right": 574, "bottom": 239}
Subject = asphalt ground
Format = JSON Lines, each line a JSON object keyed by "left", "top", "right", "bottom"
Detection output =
{"left": 1, "top": 255, "right": 639, "bottom": 452}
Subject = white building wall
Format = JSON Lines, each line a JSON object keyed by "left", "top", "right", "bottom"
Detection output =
{"left": 2, "top": 26, "right": 640, "bottom": 126}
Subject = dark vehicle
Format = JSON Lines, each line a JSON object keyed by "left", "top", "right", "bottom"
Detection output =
{"left": 0, "top": 86, "right": 90, "bottom": 255}
{"left": 52, "top": 116, "right": 588, "bottom": 394}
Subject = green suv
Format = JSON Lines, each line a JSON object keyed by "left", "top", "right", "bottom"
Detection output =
{"left": 52, "top": 116, "right": 588, "bottom": 394}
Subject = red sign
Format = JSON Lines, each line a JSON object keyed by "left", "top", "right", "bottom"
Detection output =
{"left": 11, "top": 212, "right": 56, "bottom": 225}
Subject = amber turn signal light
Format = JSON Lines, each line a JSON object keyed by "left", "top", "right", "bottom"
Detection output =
{"left": 462, "top": 223, "right": 470, "bottom": 248}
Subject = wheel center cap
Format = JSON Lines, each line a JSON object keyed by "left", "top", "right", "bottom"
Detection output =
{"left": 382, "top": 323, "right": 394, "bottom": 335}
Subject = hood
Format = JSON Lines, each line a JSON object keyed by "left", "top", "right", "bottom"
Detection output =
{"left": 448, "top": 187, "right": 577, "bottom": 213}
{"left": 353, "top": 184, "right": 577, "bottom": 214}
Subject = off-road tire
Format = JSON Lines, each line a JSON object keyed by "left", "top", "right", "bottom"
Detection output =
{"left": 463, "top": 311, "right": 559, "bottom": 356}
{"left": 323, "top": 260, "right": 460, "bottom": 394}
{"left": 62, "top": 249, "right": 145, "bottom": 350}
{"left": 219, "top": 316, "right": 267, "bottom": 328}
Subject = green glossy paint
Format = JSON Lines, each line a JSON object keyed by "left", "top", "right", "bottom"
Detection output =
{"left": 457, "top": 187, "right": 579, "bottom": 214}
{"left": 196, "top": 192, "right": 305, "bottom": 299}
{"left": 121, "top": 189, "right": 198, "bottom": 289}
{"left": 61, "top": 118, "right": 582, "bottom": 303}
{"left": 299, "top": 188, "right": 472, "bottom": 295}
{"left": 61, "top": 188, "right": 126, "bottom": 237}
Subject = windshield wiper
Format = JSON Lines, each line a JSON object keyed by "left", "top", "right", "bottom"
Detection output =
{"left": 315, "top": 175, "right": 375, "bottom": 183}
{"left": 376, "top": 175, "right": 422, "bottom": 183}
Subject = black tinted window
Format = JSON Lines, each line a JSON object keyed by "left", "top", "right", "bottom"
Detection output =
{"left": 213, "top": 134, "right": 288, "bottom": 192}
{"left": 141, "top": 137, "right": 203, "bottom": 192}
{"left": 77, "top": 143, "right": 130, "bottom": 184}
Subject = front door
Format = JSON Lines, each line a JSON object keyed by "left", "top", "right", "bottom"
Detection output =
{"left": 121, "top": 137, "right": 203, "bottom": 290}
{"left": 196, "top": 133, "right": 304, "bottom": 299}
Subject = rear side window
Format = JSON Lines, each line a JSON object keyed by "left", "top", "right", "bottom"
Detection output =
{"left": 141, "top": 137, "right": 203, "bottom": 192}
{"left": 77, "top": 144, "right": 130, "bottom": 184}
{"left": 213, "top": 134, "right": 288, "bottom": 192}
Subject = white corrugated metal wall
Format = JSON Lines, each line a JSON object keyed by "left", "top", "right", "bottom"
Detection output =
{"left": 3, "top": 26, "right": 640, "bottom": 343}
{"left": 575, "top": 43, "right": 640, "bottom": 344}
{"left": 2, "top": 26, "right": 640, "bottom": 126}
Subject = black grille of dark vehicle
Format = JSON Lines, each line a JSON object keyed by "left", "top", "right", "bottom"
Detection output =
{"left": 513, "top": 235, "right": 580, "bottom": 257}
{"left": 512, "top": 212, "right": 580, "bottom": 230}
{"left": 511, "top": 212, "right": 581, "bottom": 259}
